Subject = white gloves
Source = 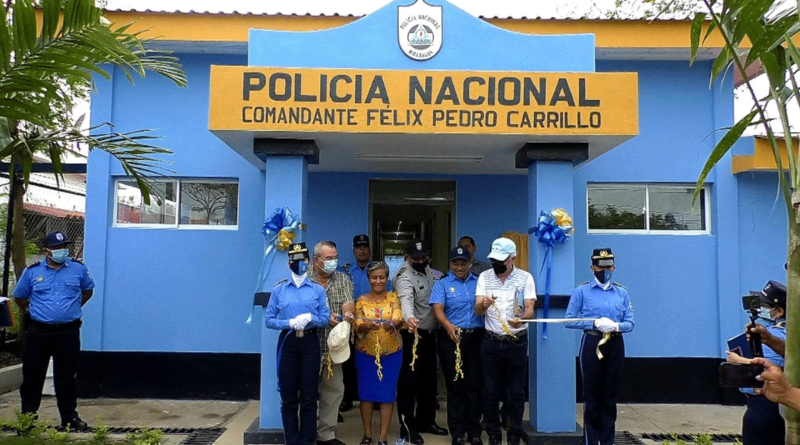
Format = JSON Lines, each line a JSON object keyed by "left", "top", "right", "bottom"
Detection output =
{"left": 289, "top": 313, "right": 313, "bottom": 330}
{"left": 594, "top": 317, "right": 619, "bottom": 333}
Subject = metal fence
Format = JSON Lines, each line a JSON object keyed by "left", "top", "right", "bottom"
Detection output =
{"left": 24, "top": 209, "right": 85, "bottom": 259}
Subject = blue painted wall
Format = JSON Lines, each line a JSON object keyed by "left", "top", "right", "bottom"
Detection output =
{"left": 573, "top": 60, "right": 722, "bottom": 358}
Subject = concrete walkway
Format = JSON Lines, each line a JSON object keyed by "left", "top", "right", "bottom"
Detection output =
{"left": 0, "top": 393, "right": 746, "bottom": 444}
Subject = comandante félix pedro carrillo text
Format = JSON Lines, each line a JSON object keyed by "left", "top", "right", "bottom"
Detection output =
{"left": 208, "top": 67, "right": 638, "bottom": 136}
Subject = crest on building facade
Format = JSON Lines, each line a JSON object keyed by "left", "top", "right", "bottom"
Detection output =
{"left": 398, "top": 0, "right": 443, "bottom": 61}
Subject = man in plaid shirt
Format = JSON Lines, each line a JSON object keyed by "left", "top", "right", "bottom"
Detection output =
{"left": 309, "top": 241, "right": 355, "bottom": 445}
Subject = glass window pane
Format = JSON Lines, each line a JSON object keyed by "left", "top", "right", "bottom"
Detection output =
{"left": 179, "top": 182, "right": 239, "bottom": 225}
{"left": 588, "top": 185, "right": 646, "bottom": 230}
{"left": 648, "top": 186, "right": 705, "bottom": 231}
{"left": 116, "top": 181, "right": 177, "bottom": 224}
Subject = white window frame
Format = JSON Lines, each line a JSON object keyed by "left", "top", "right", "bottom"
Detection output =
{"left": 113, "top": 178, "right": 240, "bottom": 230}
{"left": 586, "top": 183, "right": 711, "bottom": 235}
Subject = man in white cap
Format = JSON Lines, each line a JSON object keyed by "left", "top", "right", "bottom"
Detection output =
{"left": 473, "top": 237, "right": 536, "bottom": 445}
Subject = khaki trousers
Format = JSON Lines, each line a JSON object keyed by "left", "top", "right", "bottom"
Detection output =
{"left": 317, "top": 363, "right": 344, "bottom": 441}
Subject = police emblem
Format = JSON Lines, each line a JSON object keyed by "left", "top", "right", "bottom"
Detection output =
{"left": 398, "top": 0, "right": 443, "bottom": 61}
{"left": 450, "top": 287, "right": 455, "bottom": 292}
{"left": 56, "top": 233, "right": 64, "bottom": 242}
{"left": 37, "top": 276, "right": 43, "bottom": 282}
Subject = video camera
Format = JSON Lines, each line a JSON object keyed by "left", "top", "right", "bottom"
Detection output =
{"left": 742, "top": 294, "right": 764, "bottom": 357}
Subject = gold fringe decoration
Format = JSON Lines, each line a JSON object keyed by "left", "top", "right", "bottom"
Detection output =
{"left": 325, "top": 353, "right": 334, "bottom": 379}
{"left": 374, "top": 336, "right": 384, "bottom": 381}
{"left": 490, "top": 300, "right": 517, "bottom": 339}
{"left": 454, "top": 328, "right": 464, "bottom": 381}
{"left": 596, "top": 332, "right": 611, "bottom": 360}
{"left": 410, "top": 329, "right": 420, "bottom": 371}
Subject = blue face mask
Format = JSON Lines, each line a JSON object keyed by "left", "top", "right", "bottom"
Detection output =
{"left": 49, "top": 248, "right": 69, "bottom": 264}
{"left": 322, "top": 259, "right": 338, "bottom": 274}
{"left": 290, "top": 260, "right": 308, "bottom": 275}
{"left": 594, "top": 269, "right": 612, "bottom": 284}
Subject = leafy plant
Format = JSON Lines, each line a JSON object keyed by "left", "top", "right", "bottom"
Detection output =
{"left": 6, "top": 409, "right": 47, "bottom": 437}
{"left": 45, "top": 425, "right": 69, "bottom": 442}
{"left": 125, "top": 427, "right": 164, "bottom": 445}
{"left": 92, "top": 416, "right": 109, "bottom": 442}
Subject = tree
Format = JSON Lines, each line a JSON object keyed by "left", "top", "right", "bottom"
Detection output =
{"left": 0, "top": 0, "right": 187, "bottom": 277}
{"left": 562, "top": 0, "right": 702, "bottom": 19}
{"left": 181, "top": 183, "right": 238, "bottom": 224}
{"left": 690, "top": 1, "right": 800, "bottom": 442}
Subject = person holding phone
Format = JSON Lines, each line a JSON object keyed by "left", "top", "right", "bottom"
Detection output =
{"left": 726, "top": 280, "right": 787, "bottom": 445}
{"left": 752, "top": 358, "right": 800, "bottom": 411}
{"left": 431, "top": 246, "right": 484, "bottom": 445}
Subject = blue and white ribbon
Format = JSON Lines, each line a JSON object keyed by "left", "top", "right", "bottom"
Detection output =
{"left": 530, "top": 210, "right": 571, "bottom": 339}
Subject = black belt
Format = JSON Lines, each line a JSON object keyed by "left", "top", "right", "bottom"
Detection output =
{"left": 29, "top": 318, "right": 81, "bottom": 330}
{"left": 485, "top": 330, "right": 527, "bottom": 342}
{"left": 584, "top": 329, "right": 621, "bottom": 338}
{"left": 284, "top": 328, "right": 317, "bottom": 337}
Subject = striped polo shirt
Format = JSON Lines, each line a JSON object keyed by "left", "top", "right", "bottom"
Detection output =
{"left": 476, "top": 267, "right": 536, "bottom": 335}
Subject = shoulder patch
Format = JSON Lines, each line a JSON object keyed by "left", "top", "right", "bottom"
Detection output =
{"left": 774, "top": 321, "right": 786, "bottom": 329}
{"left": 612, "top": 282, "right": 626, "bottom": 289}
{"left": 575, "top": 281, "right": 589, "bottom": 287}
{"left": 273, "top": 278, "right": 288, "bottom": 287}
{"left": 397, "top": 266, "right": 406, "bottom": 275}
{"left": 26, "top": 262, "right": 39, "bottom": 269}
{"left": 71, "top": 258, "right": 84, "bottom": 265}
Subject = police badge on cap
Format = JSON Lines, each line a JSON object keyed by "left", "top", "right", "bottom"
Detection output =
{"left": 288, "top": 242, "right": 309, "bottom": 261}
{"left": 591, "top": 248, "right": 615, "bottom": 267}
{"left": 353, "top": 234, "right": 370, "bottom": 248}
{"left": 406, "top": 239, "right": 430, "bottom": 259}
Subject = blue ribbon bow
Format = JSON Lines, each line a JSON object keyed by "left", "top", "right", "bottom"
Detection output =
{"left": 529, "top": 210, "right": 569, "bottom": 338}
{"left": 247, "top": 208, "right": 302, "bottom": 324}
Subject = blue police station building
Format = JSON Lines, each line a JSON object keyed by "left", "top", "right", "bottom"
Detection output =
{"left": 81, "top": 0, "right": 787, "bottom": 439}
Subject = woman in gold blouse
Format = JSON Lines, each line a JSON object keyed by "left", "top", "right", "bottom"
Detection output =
{"left": 354, "top": 261, "right": 404, "bottom": 445}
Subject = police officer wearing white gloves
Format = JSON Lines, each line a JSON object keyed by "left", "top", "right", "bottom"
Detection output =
{"left": 565, "top": 248, "right": 634, "bottom": 445}
{"left": 265, "top": 242, "right": 332, "bottom": 445}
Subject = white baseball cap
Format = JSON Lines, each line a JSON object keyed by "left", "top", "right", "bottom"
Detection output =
{"left": 487, "top": 237, "right": 517, "bottom": 261}
{"left": 327, "top": 321, "right": 351, "bottom": 364}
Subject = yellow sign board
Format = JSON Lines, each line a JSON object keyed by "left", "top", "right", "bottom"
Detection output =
{"left": 209, "top": 67, "right": 638, "bottom": 135}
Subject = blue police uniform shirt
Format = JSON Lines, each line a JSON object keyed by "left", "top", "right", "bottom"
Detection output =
{"left": 264, "top": 276, "right": 331, "bottom": 330}
{"left": 342, "top": 262, "right": 391, "bottom": 300}
{"left": 429, "top": 271, "right": 484, "bottom": 329}
{"left": 741, "top": 318, "right": 786, "bottom": 395}
{"left": 13, "top": 258, "right": 95, "bottom": 324}
{"left": 564, "top": 279, "right": 634, "bottom": 332}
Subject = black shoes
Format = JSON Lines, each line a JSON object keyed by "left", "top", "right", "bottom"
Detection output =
{"left": 337, "top": 412, "right": 344, "bottom": 423}
{"left": 419, "top": 423, "right": 449, "bottom": 436}
{"left": 401, "top": 427, "right": 425, "bottom": 445}
{"left": 488, "top": 436, "right": 502, "bottom": 445}
{"left": 59, "top": 417, "right": 89, "bottom": 432}
{"left": 467, "top": 435, "right": 483, "bottom": 445}
{"left": 317, "top": 439, "right": 346, "bottom": 445}
{"left": 507, "top": 438, "right": 521, "bottom": 445}
{"left": 452, "top": 438, "right": 465, "bottom": 445}
{"left": 339, "top": 400, "right": 353, "bottom": 412}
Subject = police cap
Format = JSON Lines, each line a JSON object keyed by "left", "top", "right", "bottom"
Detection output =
{"left": 288, "top": 242, "right": 309, "bottom": 261}
{"left": 353, "top": 234, "right": 370, "bottom": 248}
{"left": 755, "top": 280, "right": 787, "bottom": 310}
{"left": 406, "top": 239, "right": 430, "bottom": 259}
{"left": 591, "top": 248, "right": 615, "bottom": 267}
{"left": 44, "top": 231, "right": 71, "bottom": 248}
{"left": 449, "top": 246, "right": 471, "bottom": 262}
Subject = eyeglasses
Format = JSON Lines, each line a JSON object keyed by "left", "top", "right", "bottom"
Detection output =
{"left": 317, "top": 255, "right": 339, "bottom": 261}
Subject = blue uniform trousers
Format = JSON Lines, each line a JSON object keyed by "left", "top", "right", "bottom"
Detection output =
{"left": 481, "top": 333, "right": 528, "bottom": 443}
{"left": 277, "top": 330, "right": 321, "bottom": 445}
{"left": 438, "top": 328, "right": 484, "bottom": 442}
{"left": 20, "top": 319, "right": 81, "bottom": 422}
{"left": 743, "top": 395, "right": 785, "bottom": 445}
{"left": 579, "top": 332, "right": 624, "bottom": 445}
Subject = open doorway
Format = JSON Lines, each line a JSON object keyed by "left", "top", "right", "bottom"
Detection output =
{"left": 369, "top": 179, "right": 455, "bottom": 277}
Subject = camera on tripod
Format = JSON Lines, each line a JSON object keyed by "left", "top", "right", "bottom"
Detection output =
{"left": 741, "top": 294, "right": 763, "bottom": 357}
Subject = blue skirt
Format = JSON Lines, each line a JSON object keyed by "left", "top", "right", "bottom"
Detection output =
{"left": 355, "top": 349, "right": 402, "bottom": 403}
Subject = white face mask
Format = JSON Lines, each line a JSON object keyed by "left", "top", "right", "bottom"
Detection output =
{"left": 758, "top": 307, "right": 774, "bottom": 322}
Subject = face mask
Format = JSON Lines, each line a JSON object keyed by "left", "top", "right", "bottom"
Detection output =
{"left": 322, "top": 259, "right": 338, "bottom": 274}
{"left": 290, "top": 260, "right": 308, "bottom": 275}
{"left": 411, "top": 261, "right": 428, "bottom": 273}
{"left": 758, "top": 307, "right": 774, "bottom": 322}
{"left": 594, "top": 269, "right": 613, "bottom": 284}
{"left": 490, "top": 259, "right": 508, "bottom": 275}
{"left": 49, "top": 248, "right": 69, "bottom": 264}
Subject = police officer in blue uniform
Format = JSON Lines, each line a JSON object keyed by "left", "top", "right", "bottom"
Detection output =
{"left": 565, "top": 248, "right": 634, "bottom": 445}
{"left": 265, "top": 242, "right": 332, "bottom": 445}
{"left": 735, "top": 280, "right": 787, "bottom": 445}
{"left": 13, "top": 231, "right": 94, "bottom": 431}
{"left": 430, "top": 246, "right": 484, "bottom": 445}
